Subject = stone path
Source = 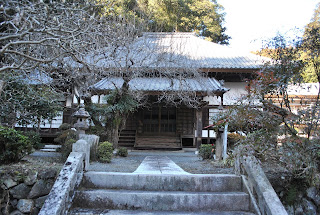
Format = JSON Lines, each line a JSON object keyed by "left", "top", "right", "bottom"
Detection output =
{"left": 133, "top": 156, "right": 190, "bottom": 175}
{"left": 30, "top": 151, "right": 61, "bottom": 158}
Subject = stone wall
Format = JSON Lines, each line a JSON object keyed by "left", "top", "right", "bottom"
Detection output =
{"left": 38, "top": 152, "right": 85, "bottom": 215}
{"left": 268, "top": 174, "right": 320, "bottom": 215}
{"left": 1, "top": 133, "right": 95, "bottom": 215}
{"left": 0, "top": 168, "right": 58, "bottom": 215}
{"left": 237, "top": 156, "right": 288, "bottom": 215}
{"left": 38, "top": 136, "right": 91, "bottom": 215}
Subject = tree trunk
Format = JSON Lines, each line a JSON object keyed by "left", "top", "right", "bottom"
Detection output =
{"left": 0, "top": 80, "right": 4, "bottom": 95}
{"left": 111, "top": 125, "right": 120, "bottom": 149}
{"left": 104, "top": 113, "right": 121, "bottom": 149}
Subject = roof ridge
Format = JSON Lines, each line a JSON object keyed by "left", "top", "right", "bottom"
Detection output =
{"left": 143, "top": 32, "right": 196, "bottom": 38}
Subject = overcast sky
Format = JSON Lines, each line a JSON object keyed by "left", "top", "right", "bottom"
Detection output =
{"left": 218, "top": 0, "right": 319, "bottom": 52}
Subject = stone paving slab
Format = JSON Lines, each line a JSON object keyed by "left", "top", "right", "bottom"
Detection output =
{"left": 30, "top": 151, "right": 61, "bottom": 158}
{"left": 133, "top": 156, "right": 190, "bottom": 175}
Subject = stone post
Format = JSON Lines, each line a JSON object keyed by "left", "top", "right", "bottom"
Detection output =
{"left": 215, "top": 128, "right": 223, "bottom": 160}
{"left": 215, "top": 93, "right": 225, "bottom": 161}
{"left": 72, "top": 139, "right": 90, "bottom": 170}
{"left": 222, "top": 123, "right": 228, "bottom": 160}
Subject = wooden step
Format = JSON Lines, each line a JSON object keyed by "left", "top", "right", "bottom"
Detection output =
{"left": 134, "top": 136, "right": 181, "bottom": 149}
{"left": 119, "top": 130, "right": 136, "bottom": 148}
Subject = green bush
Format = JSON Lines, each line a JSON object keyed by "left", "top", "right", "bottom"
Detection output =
{"left": 60, "top": 138, "right": 76, "bottom": 159}
{"left": 227, "top": 132, "right": 245, "bottom": 149}
{"left": 198, "top": 144, "right": 214, "bottom": 160}
{"left": 87, "top": 126, "right": 108, "bottom": 142}
{"left": 54, "top": 128, "right": 77, "bottom": 145}
{"left": 54, "top": 127, "right": 77, "bottom": 161}
{"left": 98, "top": 141, "right": 113, "bottom": 163}
{"left": 116, "top": 147, "right": 128, "bottom": 157}
{"left": 58, "top": 123, "right": 71, "bottom": 131}
{"left": 23, "top": 130, "right": 42, "bottom": 149}
{"left": 0, "top": 126, "right": 32, "bottom": 164}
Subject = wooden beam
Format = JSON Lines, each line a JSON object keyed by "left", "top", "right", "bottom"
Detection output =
{"left": 196, "top": 108, "right": 203, "bottom": 149}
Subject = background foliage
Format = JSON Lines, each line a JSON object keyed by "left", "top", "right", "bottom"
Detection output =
{"left": 212, "top": 4, "right": 320, "bottom": 193}
{"left": 96, "top": 0, "right": 230, "bottom": 44}
{"left": 0, "top": 71, "right": 62, "bottom": 128}
{"left": 0, "top": 126, "right": 32, "bottom": 164}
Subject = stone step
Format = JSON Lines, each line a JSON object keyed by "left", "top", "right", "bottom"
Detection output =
{"left": 40, "top": 144, "right": 61, "bottom": 152}
{"left": 43, "top": 144, "right": 61, "bottom": 149}
{"left": 81, "top": 172, "right": 242, "bottom": 192}
{"left": 40, "top": 148, "right": 58, "bottom": 152}
{"left": 69, "top": 208, "right": 256, "bottom": 215}
{"left": 72, "top": 189, "right": 250, "bottom": 212}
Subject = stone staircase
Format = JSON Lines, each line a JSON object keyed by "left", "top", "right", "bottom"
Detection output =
{"left": 40, "top": 144, "right": 61, "bottom": 152}
{"left": 118, "top": 130, "right": 136, "bottom": 148}
{"left": 68, "top": 157, "right": 255, "bottom": 214}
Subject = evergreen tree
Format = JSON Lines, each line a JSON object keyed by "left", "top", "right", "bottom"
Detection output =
{"left": 96, "top": 0, "right": 230, "bottom": 44}
{"left": 301, "top": 3, "right": 320, "bottom": 83}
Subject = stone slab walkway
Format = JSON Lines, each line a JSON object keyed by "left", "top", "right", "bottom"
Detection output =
{"left": 133, "top": 156, "right": 190, "bottom": 175}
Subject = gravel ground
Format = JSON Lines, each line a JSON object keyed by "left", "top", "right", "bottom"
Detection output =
{"left": 88, "top": 150, "right": 234, "bottom": 174}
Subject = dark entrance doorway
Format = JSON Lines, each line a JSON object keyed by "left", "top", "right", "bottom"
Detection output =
{"left": 143, "top": 106, "right": 176, "bottom": 134}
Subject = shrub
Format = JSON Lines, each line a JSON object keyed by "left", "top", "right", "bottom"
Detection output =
{"left": 60, "top": 138, "right": 76, "bottom": 159}
{"left": 54, "top": 127, "right": 77, "bottom": 161}
{"left": 87, "top": 126, "right": 108, "bottom": 142}
{"left": 198, "top": 144, "right": 214, "bottom": 160}
{"left": 58, "top": 123, "right": 71, "bottom": 131}
{"left": 98, "top": 141, "right": 113, "bottom": 163}
{"left": 224, "top": 152, "right": 235, "bottom": 167}
{"left": 23, "top": 130, "right": 42, "bottom": 149}
{"left": 54, "top": 128, "right": 77, "bottom": 145}
{"left": 227, "top": 132, "right": 245, "bottom": 149}
{"left": 0, "top": 126, "right": 32, "bottom": 164}
{"left": 116, "top": 147, "right": 128, "bottom": 157}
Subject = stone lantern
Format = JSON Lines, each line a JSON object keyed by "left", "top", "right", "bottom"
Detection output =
{"left": 73, "top": 104, "right": 90, "bottom": 134}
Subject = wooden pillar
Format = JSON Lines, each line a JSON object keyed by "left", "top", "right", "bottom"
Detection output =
{"left": 196, "top": 108, "right": 202, "bottom": 149}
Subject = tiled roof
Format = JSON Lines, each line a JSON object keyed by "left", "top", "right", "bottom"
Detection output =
{"left": 78, "top": 32, "right": 268, "bottom": 70}
{"left": 23, "top": 70, "right": 52, "bottom": 85}
{"left": 91, "top": 77, "right": 228, "bottom": 94}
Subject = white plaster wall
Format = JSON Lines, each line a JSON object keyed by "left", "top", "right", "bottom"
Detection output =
{"left": 91, "top": 94, "right": 107, "bottom": 104}
{"left": 15, "top": 111, "right": 63, "bottom": 129}
{"left": 195, "top": 130, "right": 217, "bottom": 138}
{"left": 66, "top": 96, "right": 73, "bottom": 107}
{"left": 204, "top": 82, "right": 248, "bottom": 106}
{"left": 40, "top": 113, "right": 64, "bottom": 128}
{"left": 91, "top": 95, "right": 99, "bottom": 103}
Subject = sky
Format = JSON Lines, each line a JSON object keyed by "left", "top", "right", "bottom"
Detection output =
{"left": 218, "top": 0, "right": 320, "bottom": 52}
